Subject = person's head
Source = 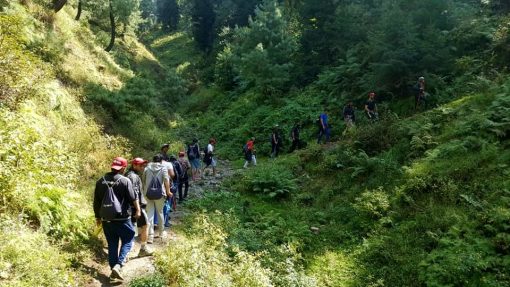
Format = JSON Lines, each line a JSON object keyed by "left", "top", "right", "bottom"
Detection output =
{"left": 418, "top": 76, "right": 425, "bottom": 83}
{"left": 169, "top": 155, "right": 177, "bottom": 162}
{"left": 131, "top": 157, "right": 148, "bottom": 172}
{"left": 161, "top": 143, "right": 170, "bottom": 154}
{"left": 348, "top": 101, "right": 353, "bottom": 107}
{"left": 369, "top": 92, "right": 375, "bottom": 99}
{"left": 111, "top": 157, "right": 128, "bottom": 174}
{"left": 153, "top": 154, "right": 163, "bottom": 163}
{"left": 251, "top": 137, "right": 255, "bottom": 142}
{"left": 209, "top": 138, "right": 216, "bottom": 144}
{"left": 179, "top": 151, "right": 185, "bottom": 158}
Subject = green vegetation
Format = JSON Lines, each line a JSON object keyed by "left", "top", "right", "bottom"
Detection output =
{"left": 3, "top": 0, "right": 510, "bottom": 286}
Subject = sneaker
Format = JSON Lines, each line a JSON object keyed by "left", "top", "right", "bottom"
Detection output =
{"left": 138, "top": 246, "right": 154, "bottom": 258}
{"left": 160, "top": 231, "right": 168, "bottom": 239}
{"left": 110, "top": 264, "right": 124, "bottom": 281}
{"left": 147, "top": 237, "right": 154, "bottom": 244}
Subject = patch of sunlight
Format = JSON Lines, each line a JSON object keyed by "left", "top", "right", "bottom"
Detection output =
{"left": 169, "top": 120, "right": 179, "bottom": 128}
{"left": 176, "top": 62, "right": 191, "bottom": 74}
{"left": 152, "top": 32, "right": 185, "bottom": 48}
{"left": 308, "top": 250, "right": 356, "bottom": 286}
{"left": 132, "top": 40, "right": 160, "bottom": 64}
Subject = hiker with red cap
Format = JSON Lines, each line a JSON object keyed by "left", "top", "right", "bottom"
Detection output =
{"left": 178, "top": 151, "right": 191, "bottom": 203}
{"left": 93, "top": 157, "right": 140, "bottom": 281}
{"left": 365, "top": 92, "right": 379, "bottom": 121}
{"left": 125, "top": 158, "right": 153, "bottom": 257}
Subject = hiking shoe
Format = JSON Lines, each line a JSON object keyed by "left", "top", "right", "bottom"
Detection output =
{"left": 138, "top": 246, "right": 154, "bottom": 258}
{"left": 160, "top": 231, "right": 168, "bottom": 239}
{"left": 110, "top": 264, "right": 123, "bottom": 281}
{"left": 147, "top": 237, "right": 154, "bottom": 244}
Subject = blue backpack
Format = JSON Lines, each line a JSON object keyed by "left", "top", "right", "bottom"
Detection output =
{"left": 99, "top": 177, "right": 123, "bottom": 220}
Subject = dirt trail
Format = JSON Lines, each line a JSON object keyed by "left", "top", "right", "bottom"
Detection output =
{"left": 83, "top": 160, "right": 234, "bottom": 287}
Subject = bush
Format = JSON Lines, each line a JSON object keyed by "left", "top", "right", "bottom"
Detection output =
{"left": 241, "top": 163, "right": 297, "bottom": 199}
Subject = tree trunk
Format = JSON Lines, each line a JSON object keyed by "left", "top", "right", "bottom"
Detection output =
{"left": 53, "top": 0, "right": 67, "bottom": 12}
{"left": 75, "top": 0, "right": 82, "bottom": 20}
{"left": 105, "top": 0, "right": 116, "bottom": 52}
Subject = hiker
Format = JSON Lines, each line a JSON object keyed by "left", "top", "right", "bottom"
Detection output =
{"left": 178, "top": 151, "right": 190, "bottom": 202}
{"left": 289, "top": 123, "right": 301, "bottom": 153}
{"left": 143, "top": 154, "right": 172, "bottom": 243}
{"left": 159, "top": 143, "right": 170, "bottom": 162}
{"left": 93, "top": 157, "right": 140, "bottom": 281}
{"left": 414, "top": 76, "right": 427, "bottom": 110}
{"left": 243, "top": 137, "right": 257, "bottom": 168}
{"left": 271, "top": 126, "right": 282, "bottom": 158}
{"left": 317, "top": 110, "right": 331, "bottom": 144}
{"left": 365, "top": 92, "right": 378, "bottom": 121}
{"left": 343, "top": 101, "right": 356, "bottom": 128}
{"left": 125, "top": 158, "right": 153, "bottom": 257}
{"left": 203, "top": 138, "right": 217, "bottom": 176}
{"left": 160, "top": 159, "right": 176, "bottom": 228}
{"left": 187, "top": 138, "right": 201, "bottom": 181}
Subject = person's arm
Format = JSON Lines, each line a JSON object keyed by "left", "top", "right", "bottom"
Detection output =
{"left": 164, "top": 179, "right": 172, "bottom": 198}
{"left": 320, "top": 117, "right": 325, "bottom": 129}
{"left": 125, "top": 179, "right": 140, "bottom": 219}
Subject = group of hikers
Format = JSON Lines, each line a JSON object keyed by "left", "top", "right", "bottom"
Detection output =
{"left": 93, "top": 77, "right": 427, "bottom": 281}
{"left": 93, "top": 139, "right": 217, "bottom": 281}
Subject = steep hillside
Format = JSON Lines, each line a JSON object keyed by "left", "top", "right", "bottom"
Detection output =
{"left": 0, "top": 1, "right": 181, "bottom": 285}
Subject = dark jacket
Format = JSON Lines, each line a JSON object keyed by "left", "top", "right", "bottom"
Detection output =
{"left": 93, "top": 172, "right": 136, "bottom": 220}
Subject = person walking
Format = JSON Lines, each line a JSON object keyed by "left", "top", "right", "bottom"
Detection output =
{"left": 317, "top": 110, "right": 331, "bottom": 144}
{"left": 125, "top": 158, "right": 153, "bottom": 257}
{"left": 243, "top": 137, "right": 257, "bottom": 168}
{"left": 289, "top": 123, "right": 301, "bottom": 153}
{"left": 143, "top": 154, "right": 172, "bottom": 244}
{"left": 93, "top": 157, "right": 140, "bottom": 281}
{"left": 177, "top": 151, "right": 190, "bottom": 202}
{"left": 187, "top": 139, "right": 201, "bottom": 181}
{"left": 365, "top": 92, "right": 378, "bottom": 121}
{"left": 271, "top": 126, "right": 282, "bottom": 158}
{"left": 414, "top": 76, "right": 427, "bottom": 110}
{"left": 203, "top": 138, "right": 217, "bottom": 176}
{"left": 159, "top": 143, "right": 170, "bottom": 162}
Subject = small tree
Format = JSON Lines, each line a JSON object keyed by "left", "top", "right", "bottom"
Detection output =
{"left": 216, "top": 0, "right": 299, "bottom": 95}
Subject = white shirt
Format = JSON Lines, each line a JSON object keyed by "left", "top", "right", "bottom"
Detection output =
{"left": 207, "top": 144, "right": 214, "bottom": 154}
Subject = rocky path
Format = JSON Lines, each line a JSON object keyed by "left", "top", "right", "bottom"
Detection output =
{"left": 84, "top": 160, "right": 234, "bottom": 287}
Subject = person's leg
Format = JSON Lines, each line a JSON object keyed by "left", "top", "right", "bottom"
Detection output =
{"left": 212, "top": 158, "right": 217, "bottom": 176}
{"left": 102, "top": 221, "right": 120, "bottom": 269}
{"left": 178, "top": 181, "right": 184, "bottom": 202}
{"left": 317, "top": 129, "right": 323, "bottom": 144}
{"left": 138, "top": 209, "right": 149, "bottom": 245}
{"left": 155, "top": 198, "right": 166, "bottom": 236}
{"left": 145, "top": 200, "right": 155, "bottom": 241}
{"left": 183, "top": 179, "right": 189, "bottom": 199}
{"left": 252, "top": 155, "right": 257, "bottom": 166}
{"left": 326, "top": 127, "right": 331, "bottom": 143}
{"left": 118, "top": 220, "right": 135, "bottom": 266}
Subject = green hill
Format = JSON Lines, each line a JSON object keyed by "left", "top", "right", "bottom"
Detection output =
{"left": 1, "top": 0, "right": 510, "bottom": 286}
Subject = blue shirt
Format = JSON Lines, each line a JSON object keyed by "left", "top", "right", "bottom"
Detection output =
{"left": 320, "top": 113, "right": 328, "bottom": 127}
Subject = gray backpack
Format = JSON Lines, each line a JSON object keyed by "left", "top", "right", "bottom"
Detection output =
{"left": 99, "top": 177, "right": 123, "bottom": 220}
{"left": 146, "top": 169, "right": 164, "bottom": 200}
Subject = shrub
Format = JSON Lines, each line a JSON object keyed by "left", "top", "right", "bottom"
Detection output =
{"left": 242, "top": 163, "right": 298, "bottom": 199}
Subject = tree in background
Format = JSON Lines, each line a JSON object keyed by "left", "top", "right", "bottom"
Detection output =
{"left": 190, "top": 0, "right": 215, "bottom": 53}
{"left": 157, "top": 0, "right": 180, "bottom": 30}
{"left": 215, "top": 0, "right": 298, "bottom": 95}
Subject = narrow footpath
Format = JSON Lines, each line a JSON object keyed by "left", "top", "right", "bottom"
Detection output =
{"left": 84, "top": 160, "right": 234, "bottom": 287}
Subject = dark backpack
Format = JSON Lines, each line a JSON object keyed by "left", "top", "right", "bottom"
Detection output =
{"left": 146, "top": 170, "right": 164, "bottom": 200}
{"left": 172, "top": 160, "right": 184, "bottom": 180}
{"left": 188, "top": 145, "right": 197, "bottom": 160}
{"left": 99, "top": 177, "right": 123, "bottom": 220}
{"left": 243, "top": 144, "right": 248, "bottom": 154}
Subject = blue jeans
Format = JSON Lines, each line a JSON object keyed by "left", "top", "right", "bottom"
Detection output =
{"left": 317, "top": 127, "right": 331, "bottom": 144}
{"left": 102, "top": 220, "right": 135, "bottom": 268}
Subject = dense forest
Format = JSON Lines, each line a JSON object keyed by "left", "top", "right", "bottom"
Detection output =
{"left": 1, "top": 0, "right": 510, "bottom": 286}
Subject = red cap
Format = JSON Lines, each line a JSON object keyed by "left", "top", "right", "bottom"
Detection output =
{"left": 131, "top": 157, "right": 148, "bottom": 165}
{"left": 178, "top": 151, "right": 185, "bottom": 157}
{"left": 111, "top": 157, "right": 128, "bottom": 170}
